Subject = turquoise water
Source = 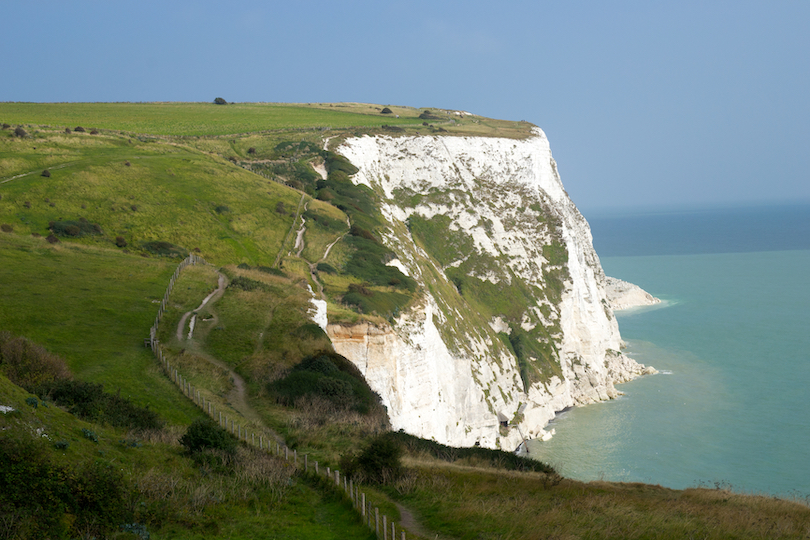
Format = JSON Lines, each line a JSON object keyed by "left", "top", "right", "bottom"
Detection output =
{"left": 526, "top": 205, "right": 810, "bottom": 497}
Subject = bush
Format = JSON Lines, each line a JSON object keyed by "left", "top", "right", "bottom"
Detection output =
{"left": 41, "top": 169, "right": 51, "bottom": 178}
{"left": 213, "top": 97, "right": 227, "bottom": 105}
{"left": 316, "top": 262, "right": 337, "bottom": 274}
{"left": 340, "top": 435, "right": 403, "bottom": 484}
{"left": 64, "top": 127, "right": 71, "bottom": 134}
{"left": 257, "top": 265, "right": 285, "bottom": 277}
{"left": 13, "top": 126, "right": 27, "bottom": 137}
{"left": 141, "top": 240, "right": 188, "bottom": 258}
{"left": 267, "top": 351, "right": 380, "bottom": 414}
{"left": 247, "top": 147, "right": 256, "bottom": 154}
{"left": 0, "top": 435, "right": 131, "bottom": 538}
{"left": 49, "top": 219, "right": 102, "bottom": 237}
{"left": 23, "top": 201, "right": 31, "bottom": 208}
{"left": 1, "top": 122, "right": 9, "bottom": 129}
{"left": 90, "top": 129, "right": 99, "bottom": 135}
{"left": 46, "top": 233, "right": 59, "bottom": 244}
{"left": 215, "top": 205, "right": 230, "bottom": 214}
{"left": 1, "top": 223, "right": 12, "bottom": 233}
{"left": 229, "top": 275, "right": 267, "bottom": 291}
{"left": 42, "top": 378, "right": 164, "bottom": 430}
{"left": 74, "top": 126, "right": 86, "bottom": 132}
{"left": 115, "top": 236, "right": 127, "bottom": 247}
{"left": 380, "top": 107, "right": 393, "bottom": 114}
{"left": 180, "top": 418, "right": 236, "bottom": 454}
{"left": 0, "top": 332, "right": 72, "bottom": 392}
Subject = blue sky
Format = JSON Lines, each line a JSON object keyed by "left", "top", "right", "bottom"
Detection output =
{"left": 3, "top": 1, "right": 808, "bottom": 213}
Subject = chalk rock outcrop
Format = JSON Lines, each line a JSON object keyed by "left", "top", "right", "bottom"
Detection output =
{"left": 326, "top": 128, "right": 655, "bottom": 450}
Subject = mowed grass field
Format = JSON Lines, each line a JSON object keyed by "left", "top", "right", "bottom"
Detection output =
{"left": 0, "top": 102, "right": 427, "bottom": 136}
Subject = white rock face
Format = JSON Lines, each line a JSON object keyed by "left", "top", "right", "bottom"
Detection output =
{"left": 327, "top": 128, "right": 654, "bottom": 450}
{"left": 604, "top": 276, "right": 661, "bottom": 311}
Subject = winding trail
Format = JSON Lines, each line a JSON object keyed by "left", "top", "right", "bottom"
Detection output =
{"left": 175, "top": 271, "right": 282, "bottom": 442}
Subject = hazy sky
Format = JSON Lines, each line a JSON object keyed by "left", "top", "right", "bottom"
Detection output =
{"left": 4, "top": 1, "right": 809, "bottom": 213}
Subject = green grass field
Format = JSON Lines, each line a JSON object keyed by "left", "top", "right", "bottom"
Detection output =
{"left": 0, "top": 102, "right": 427, "bottom": 136}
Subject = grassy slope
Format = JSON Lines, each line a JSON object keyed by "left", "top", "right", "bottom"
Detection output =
{"left": 2, "top": 103, "right": 808, "bottom": 539}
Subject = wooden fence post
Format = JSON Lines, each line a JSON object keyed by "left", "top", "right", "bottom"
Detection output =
{"left": 315, "top": 461, "right": 319, "bottom": 475}
{"left": 304, "top": 454, "right": 308, "bottom": 471}
{"left": 375, "top": 508, "right": 379, "bottom": 537}
{"left": 383, "top": 515, "right": 387, "bottom": 540}
{"left": 335, "top": 470, "right": 339, "bottom": 487}
{"left": 361, "top": 493, "right": 365, "bottom": 517}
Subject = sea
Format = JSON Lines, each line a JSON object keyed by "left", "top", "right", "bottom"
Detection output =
{"left": 526, "top": 203, "right": 810, "bottom": 498}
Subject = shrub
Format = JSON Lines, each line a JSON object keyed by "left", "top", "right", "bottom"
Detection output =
{"left": 115, "top": 236, "right": 127, "bottom": 247}
{"left": 1, "top": 223, "right": 12, "bottom": 233}
{"left": 0, "top": 435, "right": 130, "bottom": 538}
{"left": 215, "top": 205, "right": 230, "bottom": 214}
{"left": 229, "top": 275, "right": 267, "bottom": 291}
{"left": 316, "top": 262, "right": 337, "bottom": 274}
{"left": 213, "top": 97, "right": 227, "bottom": 105}
{"left": 0, "top": 332, "right": 72, "bottom": 392}
{"left": 380, "top": 107, "right": 393, "bottom": 114}
{"left": 90, "top": 129, "right": 99, "bottom": 135}
{"left": 247, "top": 147, "right": 256, "bottom": 154}
{"left": 1, "top": 122, "right": 9, "bottom": 129}
{"left": 340, "top": 435, "right": 403, "bottom": 484}
{"left": 64, "top": 127, "right": 71, "bottom": 134}
{"left": 74, "top": 126, "right": 86, "bottom": 132}
{"left": 124, "top": 160, "right": 131, "bottom": 166}
{"left": 141, "top": 240, "right": 187, "bottom": 258}
{"left": 13, "top": 126, "right": 27, "bottom": 137}
{"left": 275, "top": 201, "right": 286, "bottom": 214}
{"left": 237, "top": 262, "right": 251, "bottom": 270}
{"left": 42, "top": 378, "right": 164, "bottom": 430}
{"left": 46, "top": 233, "right": 59, "bottom": 243}
{"left": 49, "top": 219, "right": 102, "bottom": 237}
{"left": 267, "top": 351, "right": 380, "bottom": 414}
{"left": 41, "top": 169, "right": 51, "bottom": 177}
{"left": 131, "top": 204, "right": 138, "bottom": 211}
{"left": 180, "top": 418, "right": 236, "bottom": 454}
{"left": 23, "top": 201, "right": 31, "bottom": 208}
{"left": 257, "top": 265, "right": 285, "bottom": 277}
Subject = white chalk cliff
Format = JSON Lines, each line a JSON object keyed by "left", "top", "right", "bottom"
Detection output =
{"left": 326, "top": 128, "right": 656, "bottom": 451}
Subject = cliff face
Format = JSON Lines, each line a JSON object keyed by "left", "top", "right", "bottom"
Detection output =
{"left": 326, "top": 128, "right": 654, "bottom": 450}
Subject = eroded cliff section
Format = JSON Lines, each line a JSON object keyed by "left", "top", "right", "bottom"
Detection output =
{"left": 327, "top": 128, "right": 655, "bottom": 450}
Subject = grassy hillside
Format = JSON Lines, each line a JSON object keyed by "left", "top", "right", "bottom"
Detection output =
{"left": 2, "top": 102, "right": 809, "bottom": 539}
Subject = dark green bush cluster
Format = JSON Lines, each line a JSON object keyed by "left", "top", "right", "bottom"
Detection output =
{"left": 229, "top": 275, "right": 268, "bottom": 292}
{"left": 257, "top": 265, "right": 285, "bottom": 277}
{"left": 0, "top": 435, "right": 130, "bottom": 539}
{"left": 316, "top": 262, "right": 337, "bottom": 274}
{"left": 1, "top": 223, "right": 12, "bottom": 232}
{"left": 418, "top": 110, "right": 441, "bottom": 120}
{"left": 324, "top": 151, "right": 359, "bottom": 176}
{"left": 385, "top": 431, "right": 556, "bottom": 473}
{"left": 339, "top": 435, "right": 403, "bottom": 485}
{"left": 49, "top": 218, "right": 102, "bottom": 237}
{"left": 0, "top": 331, "right": 72, "bottom": 392}
{"left": 141, "top": 240, "right": 188, "bottom": 258}
{"left": 180, "top": 418, "right": 236, "bottom": 455}
{"left": 267, "top": 351, "right": 380, "bottom": 414}
{"left": 213, "top": 97, "right": 227, "bottom": 105}
{"left": 40, "top": 379, "right": 164, "bottom": 430}
{"left": 215, "top": 204, "right": 230, "bottom": 214}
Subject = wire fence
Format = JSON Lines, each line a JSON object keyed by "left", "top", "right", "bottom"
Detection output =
{"left": 145, "top": 254, "right": 415, "bottom": 539}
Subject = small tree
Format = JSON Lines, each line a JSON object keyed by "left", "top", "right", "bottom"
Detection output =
{"left": 41, "top": 170, "right": 51, "bottom": 178}
{"left": 380, "top": 107, "right": 393, "bottom": 114}
{"left": 214, "top": 97, "right": 227, "bottom": 105}
{"left": 74, "top": 126, "right": 86, "bottom": 132}
{"left": 13, "top": 126, "right": 27, "bottom": 137}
